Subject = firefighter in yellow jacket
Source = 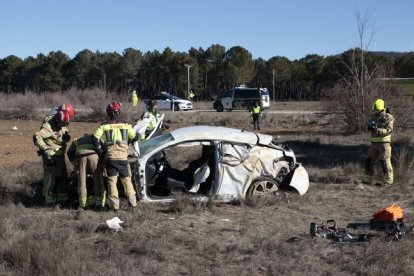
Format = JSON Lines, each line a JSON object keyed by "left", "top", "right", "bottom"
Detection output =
{"left": 92, "top": 102, "right": 139, "bottom": 211}
{"left": 362, "top": 98, "right": 394, "bottom": 185}
{"left": 67, "top": 134, "right": 106, "bottom": 210}
{"left": 33, "top": 110, "right": 71, "bottom": 205}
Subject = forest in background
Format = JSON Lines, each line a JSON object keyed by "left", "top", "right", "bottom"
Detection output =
{"left": 1, "top": 44, "right": 414, "bottom": 101}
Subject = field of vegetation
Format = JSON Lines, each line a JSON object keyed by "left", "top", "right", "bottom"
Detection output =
{"left": 1, "top": 94, "right": 414, "bottom": 275}
{"left": 396, "top": 79, "right": 414, "bottom": 96}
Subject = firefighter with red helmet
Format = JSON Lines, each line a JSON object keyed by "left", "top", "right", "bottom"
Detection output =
{"left": 34, "top": 110, "right": 71, "bottom": 205}
{"left": 92, "top": 102, "right": 139, "bottom": 212}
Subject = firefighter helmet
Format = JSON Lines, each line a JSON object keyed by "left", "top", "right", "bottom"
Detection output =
{"left": 55, "top": 110, "right": 70, "bottom": 126}
{"left": 372, "top": 99, "right": 385, "bottom": 111}
{"left": 106, "top": 102, "right": 121, "bottom": 114}
{"left": 59, "top": 103, "right": 75, "bottom": 119}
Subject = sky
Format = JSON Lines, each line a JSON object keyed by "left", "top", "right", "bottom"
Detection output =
{"left": 1, "top": 0, "right": 413, "bottom": 61}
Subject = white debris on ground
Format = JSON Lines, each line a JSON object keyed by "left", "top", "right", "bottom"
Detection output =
{"left": 106, "top": 217, "right": 124, "bottom": 231}
{"left": 11, "top": 126, "right": 18, "bottom": 131}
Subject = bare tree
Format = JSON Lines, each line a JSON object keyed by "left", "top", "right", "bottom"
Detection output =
{"left": 328, "top": 10, "right": 397, "bottom": 132}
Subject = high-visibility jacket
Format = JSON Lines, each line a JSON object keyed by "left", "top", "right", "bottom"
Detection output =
{"left": 369, "top": 110, "right": 394, "bottom": 143}
{"left": 142, "top": 110, "right": 161, "bottom": 131}
{"left": 93, "top": 121, "right": 136, "bottom": 160}
{"left": 67, "top": 135, "right": 96, "bottom": 162}
{"left": 251, "top": 105, "right": 261, "bottom": 114}
{"left": 33, "top": 119, "right": 69, "bottom": 157}
{"left": 131, "top": 91, "right": 138, "bottom": 107}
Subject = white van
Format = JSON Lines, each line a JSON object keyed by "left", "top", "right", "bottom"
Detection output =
{"left": 213, "top": 86, "right": 270, "bottom": 112}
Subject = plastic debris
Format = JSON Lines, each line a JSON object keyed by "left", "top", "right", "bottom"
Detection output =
{"left": 106, "top": 217, "right": 124, "bottom": 231}
{"left": 11, "top": 126, "right": 18, "bottom": 131}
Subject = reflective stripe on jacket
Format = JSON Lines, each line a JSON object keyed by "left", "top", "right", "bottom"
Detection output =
{"left": 93, "top": 122, "right": 136, "bottom": 160}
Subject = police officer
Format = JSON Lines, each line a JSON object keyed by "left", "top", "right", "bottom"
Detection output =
{"left": 141, "top": 99, "right": 163, "bottom": 139}
{"left": 33, "top": 110, "right": 71, "bottom": 205}
{"left": 92, "top": 102, "right": 139, "bottom": 212}
{"left": 251, "top": 101, "right": 261, "bottom": 130}
{"left": 131, "top": 90, "right": 138, "bottom": 108}
{"left": 67, "top": 134, "right": 106, "bottom": 210}
{"left": 362, "top": 98, "right": 394, "bottom": 185}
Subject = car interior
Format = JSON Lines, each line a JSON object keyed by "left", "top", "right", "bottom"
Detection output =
{"left": 144, "top": 142, "right": 215, "bottom": 198}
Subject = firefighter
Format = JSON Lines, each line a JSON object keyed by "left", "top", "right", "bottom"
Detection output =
{"left": 362, "top": 98, "right": 394, "bottom": 185}
{"left": 251, "top": 101, "right": 261, "bottom": 130}
{"left": 131, "top": 90, "right": 138, "bottom": 108}
{"left": 67, "top": 134, "right": 106, "bottom": 210}
{"left": 92, "top": 102, "right": 139, "bottom": 212}
{"left": 33, "top": 110, "right": 71, "bottom": 205}
{"left": 140, "top": 99, "right": 163, "bottom": 140}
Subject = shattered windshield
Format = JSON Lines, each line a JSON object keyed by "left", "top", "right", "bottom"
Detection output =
{"left": 138, "top": 133, "right": 174, "bottom": 156}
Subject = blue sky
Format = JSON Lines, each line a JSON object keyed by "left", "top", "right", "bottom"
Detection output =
{"left": 1, "top": 0, "right": 413, "bottom": 61}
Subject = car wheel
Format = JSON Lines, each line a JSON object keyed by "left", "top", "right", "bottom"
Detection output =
{"left": 246, "top": 177, "right": 279, "bottom": 197}
{"left": 174, "top": 103, "right": 180, "bottom": 111}
{"left": 216, "top": 104, "right": 224, "bottom": 112}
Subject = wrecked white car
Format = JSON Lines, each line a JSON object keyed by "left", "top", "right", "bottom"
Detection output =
{"left": 129, "top": 126, "right": 309, "bottom": 202}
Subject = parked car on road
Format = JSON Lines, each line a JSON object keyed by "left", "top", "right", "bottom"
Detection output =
{"left": 130, "top": 126, "right": 309, "bottom": 202}
{"left": 143, "top": 92, "right": 193, "bottom": 111}
{"left": 213, "top": 86, "right": 270, "bottom": 112}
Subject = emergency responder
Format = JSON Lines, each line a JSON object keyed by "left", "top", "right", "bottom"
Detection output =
{"left": 188, "top": 89, "right": 195, "bottom": 101}
{"left": 362, "top": 98, "right": 394, "bottom": 186}
{"left": 251, "top": 101, "right": 261, "bottom": 130}
{"left": 33, "top": 110, "right": 71, "bottom": 205}
{"left": 92, "top": 102, "right": 139, "bottom": 212}
{"left": 131, "top": 90, "right": 138, "bottom": 108}
{"left": 140, "top": 99, "right": 164, "bottom": 140}
{"left": 67, "top": 134, "right": 106, "bottom": 210}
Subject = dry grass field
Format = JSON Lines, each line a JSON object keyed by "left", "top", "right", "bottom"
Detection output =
{"left": 1, "top": 100, "right": 414, "bottom": 275}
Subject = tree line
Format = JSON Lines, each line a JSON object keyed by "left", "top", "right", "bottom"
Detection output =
{"left": 0, "top": 44, "right": 413, "bottom": 100}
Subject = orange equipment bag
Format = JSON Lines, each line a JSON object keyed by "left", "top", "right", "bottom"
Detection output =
{"left": 372, "top": 204, "right": 403, "bottom": 222}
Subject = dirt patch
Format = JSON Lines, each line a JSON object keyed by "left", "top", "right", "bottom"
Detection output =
{"left": 0, "top": 119, "right": 99, "bottom": 166}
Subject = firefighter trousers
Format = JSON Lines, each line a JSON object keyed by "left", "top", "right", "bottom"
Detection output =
{"left": 363, "top": 142, "right": 393, "bottom": 185}
{"left": 77, "top": 154, "right": 106, "bottom": 208}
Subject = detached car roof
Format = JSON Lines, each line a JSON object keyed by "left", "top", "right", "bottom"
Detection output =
{"left": 169, "top": 126, "right": 273, "bottom": 146}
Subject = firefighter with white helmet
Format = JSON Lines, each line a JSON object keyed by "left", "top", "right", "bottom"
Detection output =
{"left": 92, "top": 102, "right": 139, "bottom": 212}
{"left": 33, "top": 110, "right": 71, "bottom": 205}
{"left": 362, "top": 98, "right": 394, "bottom": 186}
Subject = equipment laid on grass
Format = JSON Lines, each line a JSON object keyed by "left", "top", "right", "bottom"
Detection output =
{"left": 310, "top": 219, "right": 374, "bottom": 243}
{"left": 311, "top": 205, "right": 411, "bottom": 244}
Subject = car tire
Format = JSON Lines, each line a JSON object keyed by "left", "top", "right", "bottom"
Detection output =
{"left": 246, "top": 177, "right": 279, "bottom": 197}
{"left": 216, "top": 104, "right": 224, "bottom": 112}
{"left": 174, "top": 103, "right": 180, "bottom": 111}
